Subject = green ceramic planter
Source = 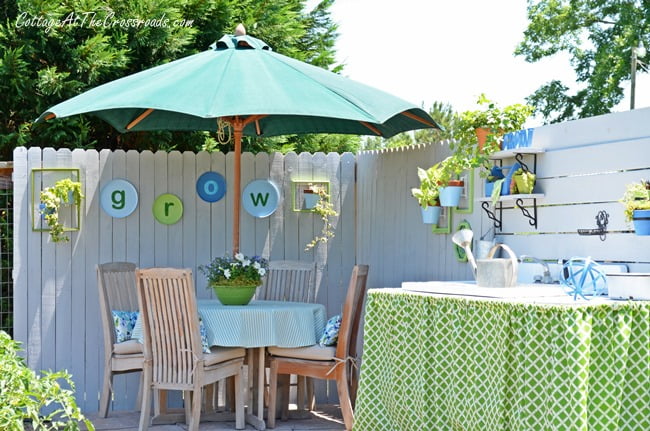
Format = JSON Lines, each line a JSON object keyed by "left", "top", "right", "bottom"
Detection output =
{"left": 212, "top": 285, "right": 258, "bottom": 305}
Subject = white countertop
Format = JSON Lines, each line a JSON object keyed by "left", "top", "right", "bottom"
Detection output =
{"left": 395, "top": 281, "right": 625, "bottom": 305}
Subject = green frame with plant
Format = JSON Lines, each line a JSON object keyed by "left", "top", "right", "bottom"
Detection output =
{"left": 32, "top": 169, "right": 83, "bottom": 243}
{"left": 620, "top": 179, "right": 650, "bottom": 223}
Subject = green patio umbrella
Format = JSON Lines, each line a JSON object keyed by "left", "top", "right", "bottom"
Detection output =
{"left": 37, "top": 25, "right": 440, "bottom": 252}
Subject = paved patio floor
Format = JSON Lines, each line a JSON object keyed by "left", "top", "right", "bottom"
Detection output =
{"left": 84, "top": 405, "right": 346, "bottom": 430}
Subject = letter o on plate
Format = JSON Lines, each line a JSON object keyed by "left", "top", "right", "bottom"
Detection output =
{"left": 196, "top": 171, "right": 226, "bottom": 203}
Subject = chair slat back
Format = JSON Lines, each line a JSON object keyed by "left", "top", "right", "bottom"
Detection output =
{"left": 97, "top": 262, "right": 138, "bottom": 349}
{"left": 257, "top": 260, "right": 317, "bottom": 302}
{"left": 136, "top": 268, "right": 201, "bottom": 390}
{"left": 335, "top": 265, "right": 369, "bottom": 360}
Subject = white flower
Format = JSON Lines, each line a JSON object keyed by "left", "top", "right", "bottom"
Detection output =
{"left": 224, "top": 269, "right": 231, "bottom": 279}
{"left": 235, "top": 253, "right": 244, "bottom": 261}
{"left": 258, "top": 268, "right": 266, "bottom": 277}
{"left": 253, "top": 262, "right": 261, "bottom": 270}
{"left": 242, "top": 259, "right": 251, "bottom": 267}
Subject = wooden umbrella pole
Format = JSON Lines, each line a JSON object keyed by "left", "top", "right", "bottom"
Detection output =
{"left": 232, "top": 118, "right": 244, "bottom": 254}
{"left": 227, "top": 114, "right": 267, "bottom": 254}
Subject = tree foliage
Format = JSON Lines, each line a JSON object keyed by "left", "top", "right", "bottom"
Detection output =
{"left": 515, "top": 0, "right": 650, "bottom": 123}
{"left": 362, "top": 101, "right": 457, "bottom": 150}
{"left": 0, "top": 0, "right": 352, "bottom": 159}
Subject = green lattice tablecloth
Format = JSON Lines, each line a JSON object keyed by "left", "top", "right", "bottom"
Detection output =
{"left": 353, "top": 289, "right": 650, "bottom": 431}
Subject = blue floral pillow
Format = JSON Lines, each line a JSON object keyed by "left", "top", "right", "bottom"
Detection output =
{"left": 199, "top": 317, "right": 210, "bottom": 354}
{"left": 319, "top": 314, "right": 342, "bottom": 347}
{"left": 112, "top": 310, "right": 139, "bottom": 343}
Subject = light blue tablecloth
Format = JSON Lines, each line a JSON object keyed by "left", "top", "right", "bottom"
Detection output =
{"left": 133, "top": 300, "right": 326, "bottom": 349}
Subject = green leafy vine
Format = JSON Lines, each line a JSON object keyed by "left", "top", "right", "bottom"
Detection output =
{"left": 40, "top": 178, "right": 83, "bottom": 243}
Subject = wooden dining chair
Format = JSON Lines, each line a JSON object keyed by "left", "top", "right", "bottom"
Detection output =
{"left": 136, "top": 268, "right": 246, "bottom": 431}
{"left": 255, "top": 260, "right": 318, "bottom": 411}
{"left": 97, "top": 262, "right": 144, "bottom": 417}
{"left": 267, "top": 265, "right": 369, "bottom": 430}
{"left": 256, "top": 260, "right": 317, "bottom": 302}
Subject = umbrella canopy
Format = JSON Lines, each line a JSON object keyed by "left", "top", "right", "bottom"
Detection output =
{"left": 37, "top": 26, "right": 440, "bottom": 252}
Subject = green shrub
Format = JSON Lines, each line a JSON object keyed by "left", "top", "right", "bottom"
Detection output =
{"left": 0, "top": 331, "right": 94, "bottom": 431}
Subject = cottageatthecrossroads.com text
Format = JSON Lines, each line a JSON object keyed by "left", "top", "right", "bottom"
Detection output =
{"left": 16, "top": 12, "right": 194, "bottom": 33}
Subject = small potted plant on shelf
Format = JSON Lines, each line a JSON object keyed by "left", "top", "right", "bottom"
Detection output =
{"left": 411, "top": 165, "right": 443, "bottom": 224}
{"left": 620, "top": 179, "right": 650, "bottom": 235}
{"left": 199, "top": 253, "right": 269, "bottom": 305}
{"left": 305, "top": 186, "right": 338, "bottom": 251}
{"left": 39, "top": 178, "right": 84, "bottom": 243}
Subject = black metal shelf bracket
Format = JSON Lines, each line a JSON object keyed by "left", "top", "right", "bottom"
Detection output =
{"left": 481, "top": 201, "right": 502, "bottom": 231}
{"left": 515, "top": 198, "right": 538, "bottom": 229}
{"left": 514, "top": 152, "right": 538, "bottom": 173}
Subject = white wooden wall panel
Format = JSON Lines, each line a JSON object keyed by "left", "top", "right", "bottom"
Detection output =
{"left": 491, "top": 110, "right": 650, "bottom": 272}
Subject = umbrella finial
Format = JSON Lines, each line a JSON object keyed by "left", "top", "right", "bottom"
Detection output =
{"left": 235, "top": 24, "right": 246, "bottom": 36}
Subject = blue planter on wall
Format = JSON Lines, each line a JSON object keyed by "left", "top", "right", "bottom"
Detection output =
{"left": 420, "top": 205, "right": 441, "bottom": 224}
{"left": 633, "top": 209, "right": 650, "bottom": 235}
{"left": 439, "top": 185, "right": 463, "bottom": 207}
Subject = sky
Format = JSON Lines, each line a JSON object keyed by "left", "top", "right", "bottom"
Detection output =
{"left": 320, "top": 0, "right": 650, "bottom": 125}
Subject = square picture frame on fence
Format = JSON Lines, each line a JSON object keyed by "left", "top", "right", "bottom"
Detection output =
{"left": 431, "top": 206, "right": 451, "bottom": 234}
{"left": 455, "top": 170, "right": 474, "bottom": 214}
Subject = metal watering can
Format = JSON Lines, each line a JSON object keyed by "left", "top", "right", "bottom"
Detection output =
{"left": 452, "top": 229, "right": 519, "bottom": 287}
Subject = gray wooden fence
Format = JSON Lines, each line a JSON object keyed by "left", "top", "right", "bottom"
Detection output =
{"left": 12, "top": 105, "right": 650, "bottom": 413}
{"left": 12, "top": 147, "right": 356, "bottom": 411}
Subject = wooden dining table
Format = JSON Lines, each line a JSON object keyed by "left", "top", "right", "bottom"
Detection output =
{"left": 133, "top": 299, "right": 327, "bottom": 430}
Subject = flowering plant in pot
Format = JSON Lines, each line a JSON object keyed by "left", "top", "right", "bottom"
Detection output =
{"left": 199, "top": 253, "right": 269, "bottom": 305}
{"left": 620, "top": 179, "right": 650, "bottom": 235}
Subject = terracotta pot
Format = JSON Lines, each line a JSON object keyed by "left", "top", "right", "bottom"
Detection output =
{"left": 475, "top": 128, "right": 490, "bottom": 150}
{"left": 475, "top": 128, "right": 504, "bottom": 150}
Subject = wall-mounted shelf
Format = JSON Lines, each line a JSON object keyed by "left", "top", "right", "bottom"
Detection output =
{"left": 480, "top": 147, "right": 545, "bottom": 231}
{"left": 488, "top": 148, "right": 545, "bottom": 160}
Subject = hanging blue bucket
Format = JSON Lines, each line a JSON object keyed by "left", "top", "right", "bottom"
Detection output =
{"left": 421, "top": 205, "right": 441, "bottom": 224}
{"left": 633, "top": 209, "right": 650, "bottom": 235}
{"left": 439, "top": 185, "right": 463, "bottom": 207}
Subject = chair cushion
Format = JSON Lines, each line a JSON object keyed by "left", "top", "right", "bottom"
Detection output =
{"left": 112, "top": 310, "right": 139, "bottom": 342}
{"left": 113, "top": 339, "right": 143, "bottom": 355}
{"left": 268, "top": 344, "right": 336, "bottom": 361}
{"left": 319, "top": 314, "right": 342, "bottom": 347}
{"left": 199, "top": 317, "right": 211, "bottom": 353}
{"left": 204, "top": 346, "right": 246, "bottom": 367}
